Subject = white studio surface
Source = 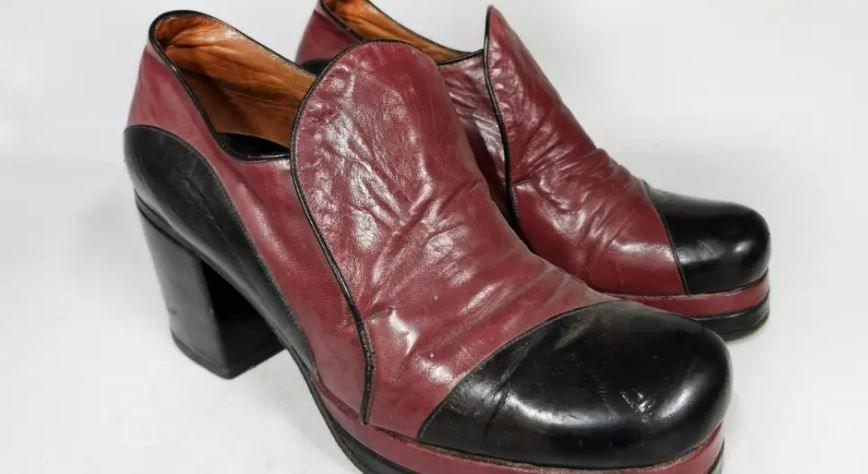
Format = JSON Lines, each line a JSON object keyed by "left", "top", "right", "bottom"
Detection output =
{"left": 1, "top": 1, "right": 866, "bottom": 472}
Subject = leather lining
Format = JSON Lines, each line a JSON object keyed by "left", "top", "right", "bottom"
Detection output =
{"left": 153, "top": 15, "right": 314, "bottom": 146}
{"left": 323, "top": 0, "right": 463, "bottom": 62}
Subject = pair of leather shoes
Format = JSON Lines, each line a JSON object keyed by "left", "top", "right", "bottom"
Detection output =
{"left": 125, "top": 2, "right": 768, "bottom": 472}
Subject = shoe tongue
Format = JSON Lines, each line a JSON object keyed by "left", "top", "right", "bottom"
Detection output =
{"left": 484, "top": 7, "right": 597, "bottom": 182}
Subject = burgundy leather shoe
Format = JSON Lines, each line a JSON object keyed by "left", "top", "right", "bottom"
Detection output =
{"left": 126, "top": 11, "right": 728, "bottom": 473}
{"left": 297, "top": 0, "right": 771, "bottom": 339}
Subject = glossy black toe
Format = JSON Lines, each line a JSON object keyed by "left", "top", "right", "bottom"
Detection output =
{"left": 418, "top": 301, "right": 730, "bottom": 470}
{"left": 649, "top": 186, "right": 770, "bottom": 294}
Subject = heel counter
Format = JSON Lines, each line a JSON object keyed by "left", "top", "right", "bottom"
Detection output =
{"left": 127, "top": 42, "right": 204, "bottom": 133}
{"left": 123, "top": 41, "right": 215, "bottom": 205}
{"left": 127, "top": 44, "right": 168, "bottom": 128}
{"left": 124, "top": 44, "right": 175, "bottom": 206}
{"left": 126, "top": 46, "right": 150, "bottom": 128}
{"left": 296, "top": 1, "right": 359, "bottom": 64}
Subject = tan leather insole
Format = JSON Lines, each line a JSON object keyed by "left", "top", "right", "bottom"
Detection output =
{"left": 154, "top": 15, "right": 315, "bottom": 147}
{"left": 324, "top": 0, "right": 463, "bottom": 62}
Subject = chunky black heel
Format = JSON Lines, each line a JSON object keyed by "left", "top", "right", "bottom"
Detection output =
{"left": 138, "top": 209, "right": 283, "bottom": 379}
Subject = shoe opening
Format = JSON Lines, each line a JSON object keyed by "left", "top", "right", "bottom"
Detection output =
{"left": 322, "top": 0, "right": 467, "bottom": 62}
{"left": 151, "top": 13, "right": 315, "bottom": 150}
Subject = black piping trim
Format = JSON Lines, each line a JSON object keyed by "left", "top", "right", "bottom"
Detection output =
{"left": 318, "top": 0, "right": 473, "bottom": 63}
{"left": 437, "top": 49, "right": 485, "bottom": 66}
{"left": 416, "top": 301, "right": 614, "bottom": 439}
{"left": 287, "top": 41, "right": 427, "bottom": 423}
{"left": 146, "top": 11, "right": 312, "bottom": 163}
{"left": 643, "top": 181, "right": 692, "bottom": 295}
{"left": 126, "top": 124, "right": 315, "bottom": 369}
{"left": 317, "top": 0, "right": 365, "bottom": 41}
{"left": 481, "top": 7, "right": 531, "bottom": 247}
{"left": 436, "top": 49, "right": 484, "bottom": 67}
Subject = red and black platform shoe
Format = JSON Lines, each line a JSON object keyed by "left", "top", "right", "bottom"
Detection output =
{"left": 126, "top": 12, "right": 729, "bottom": 473}
{"left": 296, "top": 0, "right": 771, "bottom": 339}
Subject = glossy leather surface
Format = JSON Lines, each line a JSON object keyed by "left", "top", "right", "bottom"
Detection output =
{"left": 295, "top": 5, "right": 686, "bottom": 295}
{"left": 293, "top": 41, "right": 608, "bottom": 436}
{"left": 649, "top": 187, "right": 771, "bottom": 294}
{"left": 296, "top": 5, "right": 513, "bottom": 218}
{"left": 297, "top": 4, "right": 771, "bottom": 299}
{"left": 322, "top": 374, "right": 725, "bottom": 473}
{"left": 484, "top": 9, "right": 684, "bottom": 295}
{"left": 419, "top": 300, "right": 730, "bottom": 469}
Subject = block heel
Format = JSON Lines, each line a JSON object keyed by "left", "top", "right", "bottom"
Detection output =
{"left": 138, "top": 208, "right": 283, "bottom": 379}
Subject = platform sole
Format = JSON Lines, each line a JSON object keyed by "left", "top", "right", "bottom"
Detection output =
{"left": 692, "top": 296, "right": 769, "bottom": 340}
{"left": 610, "top": 275, "right": 769, "bottom": 340}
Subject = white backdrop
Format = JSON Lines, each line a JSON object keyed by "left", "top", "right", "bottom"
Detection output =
{"left": 1, "top": 1, "right": 866, "bottom": 472}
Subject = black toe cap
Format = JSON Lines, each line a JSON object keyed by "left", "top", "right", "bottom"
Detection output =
{"left": 418, "top": 301, "right": 730, "bottom": 470}
{"left": 649, "top": 186, "right": 770, "bottom": 294}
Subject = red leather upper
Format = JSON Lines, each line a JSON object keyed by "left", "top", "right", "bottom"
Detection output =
{"left": 293, "top": 42, "right": 606, "bottom": 436}
{"left": 295, "top": 5, "right": 687, "bottom": 296}
{"left": 130, "top": 38, "right": 607, "bottom": 437}
{"left": 484, "top": 9, "right": 684, "bottom": 296}
{"left": 439, "top": 54, "right": 509, "bottom": 215}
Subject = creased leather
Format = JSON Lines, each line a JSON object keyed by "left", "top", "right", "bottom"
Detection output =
{"left": 293, "top": 42, "right": 607, "bottom": 437}
{"left": 439, "top": 54, "right": 509, "bottom": 215}
{"left": 297, "top": 5, "right": 686, "bottom": 296}
{"left": 484, "top": 8, "right": 685, "bottom": 296}
{"left": 294, "top": 4, "right": 772, "bottom": 300}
